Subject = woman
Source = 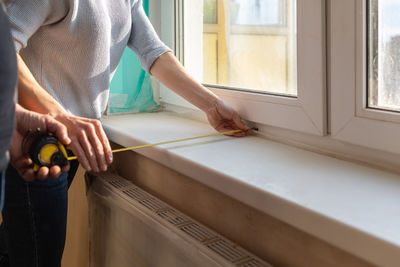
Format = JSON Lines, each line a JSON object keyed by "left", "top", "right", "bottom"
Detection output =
{"left": 2, "top": 0, "right": 248, "bottom": 266}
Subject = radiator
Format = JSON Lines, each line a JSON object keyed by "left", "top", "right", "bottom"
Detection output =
{"left": 87, "top": 172, "right": 272, "bottom": 267}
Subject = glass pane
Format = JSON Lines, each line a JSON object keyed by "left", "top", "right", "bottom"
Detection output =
{"left": 230, "top": 0, "right": 281, "bottom": 26}
{"left": 204, "top": 0, "right": 218, "bottom": 24}
{"left": 202, "top": 0, "right": 297, "bottom": 96}
{"left": 368, "top": 0, "right": 400, "bottom": 111}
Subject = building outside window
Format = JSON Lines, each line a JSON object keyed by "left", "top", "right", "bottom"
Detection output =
{"left": 202, "top": 0, "right": 297, "bottom": 96}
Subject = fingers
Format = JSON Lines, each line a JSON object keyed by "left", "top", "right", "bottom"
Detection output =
{"left": 19, "top": 166, "right": 64, "bottom": 181}
{"left": 11, "top": 156, "right": 32, "bottom": 171}
{"left": 12, "top": 158, "right": 35, "bottom": 182}
{"left": 10, "top": 133, "right": 66, "bottom": 181}
{"left": 48, "top": 166, "right": 62, "bottom": 179}
{"left": 87, "top": 121, "right": 109, "bottom": 171}
{"left": 232, "top": 112, "right": 249, "bottom": 131}
{"left": 61, "top": 164, "right": 70, "bottom": 173}
{"left": 13, "top": 157, "right": 67, "bottom": 181}
{"left": 70, "top": 136, "right": 91, "bottom": 171}
{"left": 79, "top": 128, "right": 98, "bottom": 172}
{"left": 45, "top": 115, "right": 71, "bottom": 145}
{"left": 74, "top": 122, "right": 107, "bottom": 172}
{"left": 208, "top": 100, "right": 249, "bottom": 137}
{"left": 83, "top": 122, "right": 107, "bottom": 172}
{"left": 93, "top": 120, "right": 113, "bottom": 165}
{"left": 36, "top": 167, "right": 50, "bottom": 180}
{"left": 19, "top": 169, "right": 36, "bottom": 182}
{"left": 58, "top": 115, "right": 110, "bottom": 172}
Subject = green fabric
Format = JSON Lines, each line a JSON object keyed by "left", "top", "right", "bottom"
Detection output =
{"left": 109, "top": 0, "right": 159, "bottom": 114}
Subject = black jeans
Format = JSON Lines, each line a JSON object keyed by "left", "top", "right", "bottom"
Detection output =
{"left": 0, "top": 159, "right": 79, "bottom": 267}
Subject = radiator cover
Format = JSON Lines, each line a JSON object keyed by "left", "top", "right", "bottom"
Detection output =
{"left": 87, "top": 172, "right": 272, "bottom": 267}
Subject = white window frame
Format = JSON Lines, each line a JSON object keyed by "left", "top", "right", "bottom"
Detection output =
{"left": 156, "top": 0, "right": 327, "bottom": 136}
{"left": 330, "top": 0, "right": 400, "bottom": 155}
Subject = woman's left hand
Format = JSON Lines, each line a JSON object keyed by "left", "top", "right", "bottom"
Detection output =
{"left": 205, "top": 99, "right": 249, "bottom": 137}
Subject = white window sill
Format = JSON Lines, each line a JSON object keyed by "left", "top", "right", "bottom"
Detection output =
{"left": 102, "top": 112, "right": 400, "bottom": 267}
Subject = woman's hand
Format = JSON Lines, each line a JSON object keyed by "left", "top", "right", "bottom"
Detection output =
{"left": 150, "top": 53, "right": 249, "bottom": 136}
{"left": 205, "top": 99, "right": 249, "bottom": 137}
{"left": 15, "top": 54, "right": 112, "bottom": 173}
{"left": 9, "top": 105, "right": 72, "bottom": 181}
{"left": 53, "top": 113, "right": 113, "bottom": 173}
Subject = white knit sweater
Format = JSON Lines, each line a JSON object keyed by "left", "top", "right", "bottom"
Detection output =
{"left": 6, "top": 0, "right": 171, "bottom": 119}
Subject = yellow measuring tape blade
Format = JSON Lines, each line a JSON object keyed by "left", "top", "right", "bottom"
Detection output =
{"left": 66, "top": 128, "right": 250, "bottom": 161}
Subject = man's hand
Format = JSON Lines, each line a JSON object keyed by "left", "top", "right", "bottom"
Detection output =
{"left": 53, "top": 113, "right": 113, "bottom": 173}
{"left": 9, "top": 105, "right": 72, "bottom": 181}
{"left": 205, "top": 99, "right": 249, "bottom": 137}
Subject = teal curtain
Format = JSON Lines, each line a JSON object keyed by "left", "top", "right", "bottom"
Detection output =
{"left": 108, "top": 0, "right": 159, "bottom": 114}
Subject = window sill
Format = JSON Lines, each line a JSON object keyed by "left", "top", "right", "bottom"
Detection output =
{"left": 102, "top": 112, "right": 400, "bottom": 267}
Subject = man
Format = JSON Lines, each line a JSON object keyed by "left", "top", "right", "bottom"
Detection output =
{"left": 1, "top": 8, "right": 74, "bottom": 267}
{"left": 0, "top": 2, "right": 17, "bottom": 178}
{"left": 3, "top": 0, "right": 248, "bottom": 266}
{"left": 0, "top": 2, "right": 70, "bottom": 188}
{"left": 0, "top": 3, "right": 78, "bottom": 266}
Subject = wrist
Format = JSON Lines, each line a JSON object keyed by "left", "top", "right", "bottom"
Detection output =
{"left": 49, "top": 110, "right": 71, "bottom": 121}
{"left": 14, "top": 104, "right": 31, "bottom": 126}
{"left": 203, "top": 96, "right": 223, "bottom": 115}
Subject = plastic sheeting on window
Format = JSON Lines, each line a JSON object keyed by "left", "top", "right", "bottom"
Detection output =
{"left": 108, "top": 0, "right": 159, "bottom": 114}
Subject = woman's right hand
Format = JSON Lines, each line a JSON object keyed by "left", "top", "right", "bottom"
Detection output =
{"left": 53, "top": 113, "right": 113, "bottom": 173}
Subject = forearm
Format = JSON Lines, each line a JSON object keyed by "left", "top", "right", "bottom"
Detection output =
{"left": 149, "top": 52, "right": 220, "bottom": 112}
{"left": 14, "top": 103, "right": 41, "bottom": 133}
{"left": 16, "top": 54, "right": 112, "bottom": 172}
{"left": 16, "top": 54, "right": 66, "bottom": 116}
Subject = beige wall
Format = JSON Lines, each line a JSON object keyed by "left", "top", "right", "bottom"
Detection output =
{"left": 62, "top": 166, "right": 89, "bottom": 267}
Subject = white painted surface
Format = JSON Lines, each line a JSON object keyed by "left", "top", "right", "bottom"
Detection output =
{"left": 102, "top": 112, "right": 400, "bottom": 267}
{"left": 157, "top": 0, "right": 326, "bottom": 135}
{"left": 330, "top": 0, "right": 400, "bottom": 154}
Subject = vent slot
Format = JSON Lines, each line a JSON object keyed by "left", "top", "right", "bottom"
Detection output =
{"left": 140, "top": 198, "right": 165, "bottom": 211}
{"left": 207, "top": 239, "right": 247, "bottom": 262}
{"left": 109, "top": 179, "right": 130, "bottom": 189}
{"left": 180, "top": 223, "right": 216, "bottom": 242}
{"left": 123, "top": 187, "right": 148, "bottom": 201}
{"left": 157, "top": 209, "right": 190, "bottom": 225}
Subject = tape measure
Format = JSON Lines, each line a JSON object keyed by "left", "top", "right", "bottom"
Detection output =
{"left": 23, "top": 132, "right": 69, "bottom": 172}
{"left": 26, "top": 128, "right": 255, "bottom": 170}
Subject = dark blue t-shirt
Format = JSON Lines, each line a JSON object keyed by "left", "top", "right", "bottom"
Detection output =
{"left": 0, "top": 4, "right": 17, "bottom": 172}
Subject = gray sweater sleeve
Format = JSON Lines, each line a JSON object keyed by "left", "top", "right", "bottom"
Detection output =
{"left": 5, "top": 0, "right": 68, "bottom": 52}
{"left": 128, "top": 0, "right": 172, "bottom": 73}
{"left": 0, "top": 4, "right": 17, "bottom": 172}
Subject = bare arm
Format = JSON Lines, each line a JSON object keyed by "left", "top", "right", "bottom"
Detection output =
{"left": 150, "top": 52, "right": 248, "bottom": 136}
{"left": 17, "top": 54, "right": 65, "bottom": 115}
{"left": 149, "top": 52, "right": 219, "bottom": 111}
{"left": 16, "top": 54, "right": 113, "bottom": 172}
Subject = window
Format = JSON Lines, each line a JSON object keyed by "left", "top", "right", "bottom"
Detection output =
{"left": 159, "top": 0, "right": 326, "bottom": 136}
{"left": 202, "top": 0, "right": 297, "bottom": 96}
{"left": 331, "top": 0, "right": 400, "bottom": 154}
{"left": 148, "top": 0, "right": 400, "bottom": 155}
{"left": 368, "top": 0, "right": 400, "bottom": 112}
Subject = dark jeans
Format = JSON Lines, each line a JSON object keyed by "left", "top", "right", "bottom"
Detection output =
{"left": 0, "top": 159, "right": 79, "bottom": 267}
